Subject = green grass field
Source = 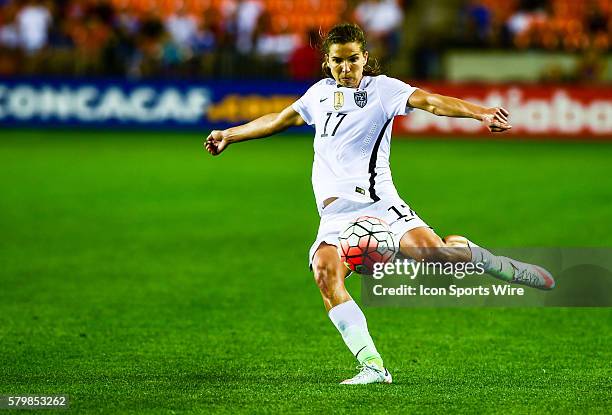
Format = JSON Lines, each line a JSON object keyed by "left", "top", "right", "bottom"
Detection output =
{"left": 1, "top": 130, "right": 611, "bottom": 414}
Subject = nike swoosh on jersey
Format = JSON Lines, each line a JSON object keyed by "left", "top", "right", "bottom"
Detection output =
{"left": 319, "top": 97, "right": 328, "bottom": 102}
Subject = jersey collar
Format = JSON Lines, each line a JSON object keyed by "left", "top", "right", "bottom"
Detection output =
{"left": 336, "top": 76, "right": 368, "bottom": 90}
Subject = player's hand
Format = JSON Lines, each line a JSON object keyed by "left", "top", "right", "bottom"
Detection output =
{"left": 205, "top": 130, "right": 229, "bottom": 156}
{"left": 481, "top": 107, "right": 512, "bottom": 133}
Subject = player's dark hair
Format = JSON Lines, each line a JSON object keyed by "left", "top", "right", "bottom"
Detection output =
{"left": 320, "top": 23, "right": 381, "bottom": 77}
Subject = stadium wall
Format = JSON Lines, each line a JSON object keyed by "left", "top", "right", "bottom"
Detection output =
{"left": 0, "top": 78, "right": 610, "bottom": 138}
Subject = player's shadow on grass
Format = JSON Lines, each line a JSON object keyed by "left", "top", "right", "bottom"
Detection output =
{"left": 195, "top": 367, "right": 387, "bottom": 385}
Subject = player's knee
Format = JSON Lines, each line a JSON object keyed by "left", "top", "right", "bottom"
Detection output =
{"left": 443, "top": 235, "right": 469, "bottom": 247}
{"left": 402, "top": 232, "right": 445, "bottom": 262}
{"left": 412, "top": 238, "right": 469, "bottom": 263}
{"left": 409, "top": 241, "right": 462, "bottom": 263}
{"left": 402, "top": 230, "right": 471, "bottom": 262}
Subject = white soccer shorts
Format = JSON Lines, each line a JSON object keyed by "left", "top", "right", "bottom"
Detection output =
{"left": 308, "top": 196, "right": 430, "bottom": 268}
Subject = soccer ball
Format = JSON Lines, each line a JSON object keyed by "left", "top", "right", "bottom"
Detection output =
{"left": 338, "top": 216, "right": 397, "bottom": 275}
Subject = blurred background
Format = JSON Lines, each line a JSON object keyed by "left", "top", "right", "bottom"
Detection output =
{"left": 1, "top": 0, "right": 610, "bottom": 82}
{"left": 0, "top": 0, "right": 612, "bottom": 83}
{"left": 0, "top": 0, "right": 610, "bottom": 136}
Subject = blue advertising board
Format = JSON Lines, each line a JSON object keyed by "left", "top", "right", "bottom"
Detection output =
{"left": 0, "top": 78, "right": 312, "bottom": 130}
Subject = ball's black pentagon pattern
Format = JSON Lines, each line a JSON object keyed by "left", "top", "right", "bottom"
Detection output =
{"left": 347, "top": 233, "right": 360, "bottom": 248}
{"left": 351, "top": 223, "right": 370, "bottom": 238}
{"left": 338, "top": 216, "right": 397, "bottom": 275}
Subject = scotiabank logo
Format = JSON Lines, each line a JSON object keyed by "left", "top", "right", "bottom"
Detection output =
{"left": 400, "top": 87, "right": 612, "bottom": 137}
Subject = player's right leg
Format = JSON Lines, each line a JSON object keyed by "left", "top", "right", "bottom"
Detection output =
{"left": 398, "top": 229, "right": 555, "bottom": 290}
{"left": 444, "top": 235, "right": 556, "bottom": 290}
{"left": 312, "top": 243, "right": 392, "bottom": 385}
{"left": 373, "top": 194, "right": 554, "bottom": 290}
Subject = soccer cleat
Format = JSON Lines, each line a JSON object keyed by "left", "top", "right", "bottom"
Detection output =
{"left": 499, "top": 258, "right": 556, "bottom": 290}
{"left": 340, "top": 362, "right": 393, "bottom": 385}
{"left": 511, "top": 263, "right": 556, "bottom": 290}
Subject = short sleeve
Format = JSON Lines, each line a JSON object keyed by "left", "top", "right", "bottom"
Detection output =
{"left": 291, "top": 83, "right": 318, "bottom": 126}
{"left": 376, "top": 75, "right": 417, "bottom": 118}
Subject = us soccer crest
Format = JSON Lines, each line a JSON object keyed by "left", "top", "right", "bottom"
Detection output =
{"left": 354, "top": 91, "right": 367, "bottom": 108}
{"left": 334, "top": 91, "right": 344, "bottom": 110}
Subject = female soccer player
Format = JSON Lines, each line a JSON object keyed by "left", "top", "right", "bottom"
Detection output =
{"left": 205, "top": 23, "right": 555, "bottom": 385}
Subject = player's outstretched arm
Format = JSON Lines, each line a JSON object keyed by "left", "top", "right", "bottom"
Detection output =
{"left": 205, "top": 105, "right": 305, "bottom": 155}
{"left": 408, "top": 89, "right": 511, "bottom": 133}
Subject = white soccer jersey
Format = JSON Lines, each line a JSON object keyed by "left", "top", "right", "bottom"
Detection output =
{"left": 292, "top": 75, "right": 417, "bottom": 214}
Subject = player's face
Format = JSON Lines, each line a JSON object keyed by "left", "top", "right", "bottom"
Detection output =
{"left": 326, "top": 42, "right": 369, "bottom": 88}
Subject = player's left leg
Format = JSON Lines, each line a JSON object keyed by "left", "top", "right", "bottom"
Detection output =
{"left": 312, "top": 243, "right": 392, "bottom": 384}
{"left": 398, "top": 227, "right": 555, "bottom": 290}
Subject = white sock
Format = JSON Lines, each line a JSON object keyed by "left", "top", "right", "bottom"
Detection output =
{"left": 467, "top": 239, "right": 513, "bottom": 282}
{"left": 328, "top": 300, "right": 383, "bottom": 366}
